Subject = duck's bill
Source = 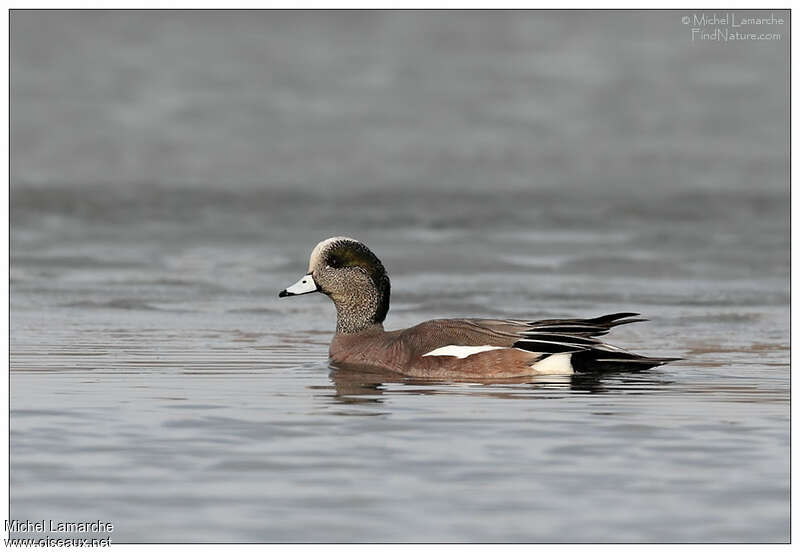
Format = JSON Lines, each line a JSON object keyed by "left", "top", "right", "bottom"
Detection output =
{"left": 278, "top": 273, "right": 320, "bottom": 297}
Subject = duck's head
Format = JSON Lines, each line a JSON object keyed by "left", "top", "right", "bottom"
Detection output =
{"left": 279, "top": 237, "right": 390, "bottom": 334}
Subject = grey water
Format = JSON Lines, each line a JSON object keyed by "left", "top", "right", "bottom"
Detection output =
{"left": 10, "top": 11, "right": 789, "bottom": 542}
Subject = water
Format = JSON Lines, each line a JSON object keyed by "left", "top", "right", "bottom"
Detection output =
{"left": 10, "top": 11, "right": 789, "bottom": 542}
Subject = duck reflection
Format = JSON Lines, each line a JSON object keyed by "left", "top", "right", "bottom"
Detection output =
{"left": 326, "top": 362, "right": 626, "bottom": 403}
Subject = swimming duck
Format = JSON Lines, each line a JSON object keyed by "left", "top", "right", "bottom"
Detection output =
{"left": 279, "top": 236, "right": 679, "bottom": 378}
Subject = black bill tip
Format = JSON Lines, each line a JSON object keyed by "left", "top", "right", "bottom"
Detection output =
{"left": 278, "top": 289, "right": 291, "bottom": 298}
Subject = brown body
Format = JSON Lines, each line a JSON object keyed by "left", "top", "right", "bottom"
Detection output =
{"left": 330, "top": 320, "right": 545, "bottom": 379}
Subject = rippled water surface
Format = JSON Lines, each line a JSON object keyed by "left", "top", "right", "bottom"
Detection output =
{"left": 11, "top": 10, "right": 788, "bottom": 543}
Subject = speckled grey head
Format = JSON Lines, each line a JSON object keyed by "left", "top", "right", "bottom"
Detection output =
{"left": 279, "top": 237, "right": 391, "bottom": 334}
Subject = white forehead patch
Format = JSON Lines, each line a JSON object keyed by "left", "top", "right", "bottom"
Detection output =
{"left": 308, "top": 236, "right": 359, "bottom": 272}
{"left": 422, "top": 345, "right": 506, "bottom": 359}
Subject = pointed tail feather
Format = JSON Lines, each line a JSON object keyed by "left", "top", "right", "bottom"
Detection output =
{"left": 585, "top": 312, "right": 641, "bottom": 324}
{"left": 571, "top": 349, "right": 682, "bottom": 373}
{"left": 526, "top": 313, "right": 648, "bottom": 336}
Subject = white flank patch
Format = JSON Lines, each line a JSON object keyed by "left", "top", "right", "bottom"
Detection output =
{"left": 422, "top": 345, "right": 506, "bottom": 359}
{"left": 530, "top": 353, "right": 574, "bottom": 375}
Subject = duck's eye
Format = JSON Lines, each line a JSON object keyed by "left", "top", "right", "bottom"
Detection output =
{"left": 328, "top": 256, "right": 342, "bottom": 268}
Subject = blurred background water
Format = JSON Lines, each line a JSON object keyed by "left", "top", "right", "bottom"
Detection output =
{"left": 10, "top": 10, "right": 789, "bottom": 542}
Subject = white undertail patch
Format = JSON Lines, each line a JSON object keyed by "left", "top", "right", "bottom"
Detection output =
{"left": 530, "top": 352, "right": 574, "bottom": 375}
{"left": 422, "top": 345, "right": 506, "bottom": 359}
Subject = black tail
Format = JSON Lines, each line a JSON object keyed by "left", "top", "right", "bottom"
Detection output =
{"left": 571, "top": 349, "right": 681, "bottom": 373}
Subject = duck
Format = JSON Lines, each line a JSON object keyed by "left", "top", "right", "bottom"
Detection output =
{"left": 278, "top": 236, "right": 679, "bottom": 379}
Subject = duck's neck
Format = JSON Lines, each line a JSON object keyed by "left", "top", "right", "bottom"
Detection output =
{"left": 334, "top": 296, "right": 384, "bottom": 335}
{"left": 331, "top": 273, "right": 390, "bottom": 335}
